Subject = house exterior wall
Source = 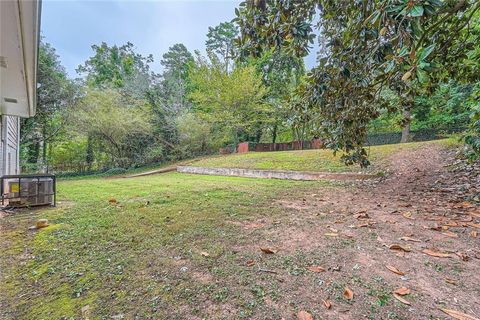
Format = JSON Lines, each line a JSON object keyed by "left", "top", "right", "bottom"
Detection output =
{"left": 0, "top": 0, "right": 41, "bottom": 177}
{"left": 0, "top": 115, "right": 20, "bottom": 175}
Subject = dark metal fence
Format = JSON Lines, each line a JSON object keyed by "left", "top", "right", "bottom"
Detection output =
{"left": 20, "top": 162, "right": 111, "bottom": 177}
{"left": 365, "top": 127, "right": 465, "bottom": 146}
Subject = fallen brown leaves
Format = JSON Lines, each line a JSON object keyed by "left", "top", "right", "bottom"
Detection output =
{"left": 386, "top": 265, "right": 405, "bottom": 276}
{"left": 467, "top": 222, "right": 480, "bottom": 229}
{"left": 324, "top": 233, "right": 339, "bottom": 237}
{"left": 422, "top": 249, "right": 452, "bottom": 258}
{"left": 442, "top": 231, "right": 458, "bottom": 238}
{"left": 306, "top": 266, "right": 325, "bottom": 273}
{"left": 444, "top": 277, "right": 457, "bottom": 285}
{"left": 469, "top": 211, "right": 480, "bottom": 219}
{"left": 245, "top": 259, "right": 255, "bottom": 267}
{"left": 402, "top": 211, "right": 415, "bottom": 220}
{"left": 323, "top": 299, "right": 332, "bottom": 309}
{"left": 440, "top": 308, "right": 480, "bottom": 320}
{"left": 393, "top": 287, "right": 410, "bottom": 295}
{"left": 260, "top": 247, "right": 276, "bottom": 254}
{"left": 399, "top": 236, "right": 422, "bottom": 242}
{"left": 393, "top": 293, "right": 411, "bottom": 305}
{"left": 343, "top": 287, "right": 354, "bottom": 300}
{"left": 455, "top": 252, "right": 470, "bottom": 261}
{"left": 297, "top": 310, "right": 313, "bottom": 320}
{"left": 355, "top": 211, "right": 369, "bottom": 219}
{"left": 389, "top": 244, "right": 412, "bottom": 252}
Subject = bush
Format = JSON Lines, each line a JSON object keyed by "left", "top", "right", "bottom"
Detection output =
{"left": 464, "top": 83, "right": 480, "bottom": 161}
{"left": 176, "top": 112, "right": 225, "bottom": 158}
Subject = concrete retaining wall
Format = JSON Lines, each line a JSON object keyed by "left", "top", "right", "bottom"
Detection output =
{"left": 177, "top": 166, "right": 376, "bottom": 181}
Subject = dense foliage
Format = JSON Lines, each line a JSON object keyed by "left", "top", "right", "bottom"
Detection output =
{"left": 21, "top": 3, "right": 479, "bottom": 173}
{"left": 235, "top": 0, "right": 480, "bottom": 165}
{"left": 23, "top": 20, "right": 306, "bottom": 172}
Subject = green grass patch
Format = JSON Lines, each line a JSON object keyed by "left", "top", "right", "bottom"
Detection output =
{"left": 0, "top": 139, "right": 460, "bottom": 319}
{"left": 190, "top": 139, "right": 456, "bottom": 173}
{"left": 0, "top": 172, "right": 322, "bottom": 319}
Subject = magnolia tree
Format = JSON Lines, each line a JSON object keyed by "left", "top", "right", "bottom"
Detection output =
{"left": 235, "top": 0, "right": 480, "bottom": 166}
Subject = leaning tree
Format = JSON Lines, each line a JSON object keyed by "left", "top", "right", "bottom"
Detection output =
{"left": 235, "top": 0, "right": 480, "bottom": 166}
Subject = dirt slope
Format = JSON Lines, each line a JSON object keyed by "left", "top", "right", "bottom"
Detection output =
{"left": 243, "top": 143, "right": 480, "bottom": 319}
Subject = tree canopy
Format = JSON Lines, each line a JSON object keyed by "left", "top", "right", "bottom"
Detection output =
{"left": 235, "top": 0, "right": 480, "bottom": 165}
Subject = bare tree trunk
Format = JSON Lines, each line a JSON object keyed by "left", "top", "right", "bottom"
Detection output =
{"left": 401, "top": 109, "right": 411, "bottom": 143}
{"left": 401, "top": 108, "right": 412, "bottom": 143}
{"left": 272, "top": 123, "right": 277, "bottom": 144}
{"left": 42, "top": 127, "right": 48, "bottom": 164}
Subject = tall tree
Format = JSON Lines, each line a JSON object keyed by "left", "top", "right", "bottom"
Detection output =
{"left": 188, "top": 54, "right": 270, "bottom": 145}
{"left": 151, "top": 44, "right": 195, "bottom": 148}
{"left": 159, "top": 43, "right": 194, "bottom": 117}
{"left": 21, "top": 40, "right": 78, "bottom": 165}
{"left": 206, "top": 21, "right": 239, "bottom": 73}
{"left": 249, "top": 50, "right": 305, "bottom": 143}
{"left": 73, "top": 89, "right": 153, "bottom": 168}
{"left": 235, "top": 0, "right": 480, "bottom": 165}
{"left": 77, "top": 42, "right": 155, "bottom": 97}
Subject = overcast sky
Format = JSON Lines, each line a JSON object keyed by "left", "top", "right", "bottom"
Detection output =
{"left": 41, "top": 0, "right": 317, "bottom": 78}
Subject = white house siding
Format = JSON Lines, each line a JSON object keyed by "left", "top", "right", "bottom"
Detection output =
{"left": 1, "top": 0, "right": 41, "bottom": 177}
{"left": 0, "top": 115, "right": 20, "bottom": 175}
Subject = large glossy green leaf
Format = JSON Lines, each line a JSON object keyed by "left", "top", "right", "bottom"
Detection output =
{"left": 408, "top": 5, "right": 424, "bottom": 17}
{"left": 418, "top": 44, "right": 435, "bottom": 61}
{"left": 416, "top": 68, "right": 428, "bottom": 84}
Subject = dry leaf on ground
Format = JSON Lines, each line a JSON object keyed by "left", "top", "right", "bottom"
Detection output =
{"left": 323, "top": 299, "right": 332, "bottom": 309}
{"left": 355, "top": 212, "right": 369, "bottom": 219}
{"left": 456, "top": 252, "right": 470, "bottom": 261}
{"left": 393, "top": 287, "right": 411, "bottom": 296}
{"left": 470, "top": 230, "right": 478, "bottom": 238}
{"left": 393, "top": 293, "right": 411, "bottom": 305}
{"left": 399, "top": 236, "right": 422, "bottom": 242}
{"left": 422, "top": 249, "right": 452, "bottom": 258}
{"left": 200, "top": 251, "right": 209, "bottom": 257}
{"left": 245, "top": 259, "right": 255, "bottom": 267}
{"left": 343, "top": 287, "right": 354, "bottom": 300}
{"left": 442, "top": 231, "right": 458, "bottom": 238}
{"left": 260, "top": 247, "right": 276, "bottom": 254}
{"left": 402, "top": 212, "right": 414, "bottom": 220}
{"left": 444, "top": 221, "right": 459, "bottom": 227}
{"left": 306, "top": 266, "right": 325, "bottom": 273}
{"left": 445, "top": 277, "right": 457, "bottom": 285}
{"left": 429, "top": 224, "right": 442, "bottom": 231}
{"left": 386, "top": 265, "right": 405, "bottom": 275}
{"left": 469, "top": 211, "right": 480, "bottom": 218}
{"left": 389, "top": 244, "right": 412, "bottom": 252}
{"left": 324, "top": 233, "right": 339, "bottom": 237}
{"left": 297, "top": 310, "right": 313, "bottom": 320}
{"left": 467, "top": 222, "right": 480, "bottom": 229}
{"left": 440, "top": 308, "right": 480, "bottom": 320}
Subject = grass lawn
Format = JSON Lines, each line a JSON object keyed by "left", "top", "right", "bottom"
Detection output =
{"left": 190, "top": 138, "right": 458, "bottom": 173}
{"left": 0, "top": 173, "right": 323, "bottom": 319}
{"left": 0, "top": 138, "right": 465, "bottom": 319}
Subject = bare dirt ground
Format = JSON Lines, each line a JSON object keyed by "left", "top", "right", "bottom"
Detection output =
{"left": 222, "top": 143, "right": 480, "bottom": 319}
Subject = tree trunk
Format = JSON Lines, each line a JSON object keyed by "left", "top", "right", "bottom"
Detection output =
{"left": 401, "top": 109, "right": 412, "bottom": 143}
{"left": 27, "top": 142, "right": 40, "bottom": 164}
{"left": 86, "top": 135, "right": 94, "bottom": 170}
{"left": 255, "top": 128, "right": 262, "bottom": 143}
{"left": 272, "top": 124, "right": 278, "bottom": 144}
